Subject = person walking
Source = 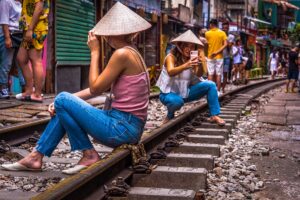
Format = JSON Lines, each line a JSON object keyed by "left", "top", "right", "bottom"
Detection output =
{"left": 1, "top": 2, "right": 151, "bottom": 175}
{"left": 205, "top": 19, "right": 228, "bottom": 93}
{"left": 285, "top": 44, "right": 299, "bottom": 93}
{"left": 222, "top": 34, "right": 234, "bottom": 93}
{"left": 231, "top": 39, "right": 243, "bottom": 84}
{"left": 0, "top": 0, "right": 25, "bottom": 99}
{"left": 156, "top": 30, "right": 225, "bottom": 125}
{"left": 268, "top": 49, "right": 279, "bottom": 80}
{"left": 15, "top": 0, "right": 50, "bottom": 102}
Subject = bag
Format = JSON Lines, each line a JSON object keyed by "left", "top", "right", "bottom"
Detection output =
{"left": 103, "top": 92, "right": 113, "bottom": 111}
{"left": 10, "top": 32, "right": 23, "bottom": 48}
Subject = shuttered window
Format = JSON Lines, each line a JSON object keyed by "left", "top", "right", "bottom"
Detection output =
{"left": 55, "top": 0, "right": 95, "bottom": 65}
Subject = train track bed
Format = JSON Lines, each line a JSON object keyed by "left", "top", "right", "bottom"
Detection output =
{"left": 0, "top": 78, "right": 284, "bottom": 200}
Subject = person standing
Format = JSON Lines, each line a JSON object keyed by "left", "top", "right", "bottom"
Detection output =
{"left": 205, "top": 19, "right": 228, "bottom": 93}
{"left": 286, "top": 45, "right": 299, "bottom": 93}
{"left": 0, "top": 0, "right": 25, "bottom": 99}
{"left": 268, "top": 49, "right": 279, "bottom": 80}
{"left": 16, "top": 0, "right": 50, "bottom": 102}
{"left": 221, "top": 21, "right": 231, "bottom": 93}
{"left": 231, "top": 39, "right": 243, "bottom": 84}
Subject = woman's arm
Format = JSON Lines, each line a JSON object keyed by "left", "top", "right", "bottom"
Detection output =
{"left": 165, "top": 55, "right": 196, "bottom": 77}
{"left": 87, "top": 32, "right": 127, "bottom": 95}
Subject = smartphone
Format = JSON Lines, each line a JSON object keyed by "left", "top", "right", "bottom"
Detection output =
{"left": 190, "top": 50, "right": 198, "bottom": 60}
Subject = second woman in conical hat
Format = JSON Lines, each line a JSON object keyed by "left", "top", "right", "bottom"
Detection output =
{"left": 156, "top": 30, "right": 225, "bottom": 125}
{"left": 2, "top": 2, "right": 151, "bottom": 174}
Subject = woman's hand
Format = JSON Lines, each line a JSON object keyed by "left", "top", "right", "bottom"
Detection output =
{"left": 187, "top": 56, "right": 199, "bottom": 67}
{"left": 87, "top": 31, "right": 100, "bottom": 53}
{"left": 24, "top": 29, "right": 33, "bottom": 42}
{"left": 48, "top": 102, "right": 56, "bottom": 117}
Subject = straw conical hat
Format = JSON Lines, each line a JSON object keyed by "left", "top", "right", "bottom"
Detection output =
{"left": 171, "top": 30, "right": 203, "bottom": 46}
{"left": 92, "top": 2, "right": 151, "bottom": 36}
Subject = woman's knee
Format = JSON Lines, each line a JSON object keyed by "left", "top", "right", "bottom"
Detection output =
{"left": 169, "top": 99, "right": 184, "bottom": 110}
{"left": 54, "top": 92, "right": 72, "bottom": 107}
{"left": 204, "top": 80, "right": 217, "bottom": 89}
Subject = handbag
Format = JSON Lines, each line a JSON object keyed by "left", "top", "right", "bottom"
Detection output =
{"left": 103, "top": 87, "right": 113, "bottom": 110}
{"left": 10, "top": 32, "right": 23, "bottom": 48}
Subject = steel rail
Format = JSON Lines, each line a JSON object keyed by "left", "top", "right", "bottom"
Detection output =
{"left": 31, "top": 78, "right": 284, "bottom": 200}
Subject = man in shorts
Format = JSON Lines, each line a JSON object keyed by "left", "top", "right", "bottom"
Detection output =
{"left": 16, "top": 0, "right": 49, "bottom": 102}
{"left": 205, "top": 19, "right": 228, "bottom": 92}
{"left": 286, "top": 44, "right": 299, "bottom": 93}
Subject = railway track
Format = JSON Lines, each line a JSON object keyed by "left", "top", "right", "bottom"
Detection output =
{"left": 0, "top": 78, "right": 284, "bottom": 200}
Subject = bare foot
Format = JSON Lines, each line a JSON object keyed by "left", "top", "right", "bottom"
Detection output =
{"left": 18, "top": 151, "right": 43, "bottom": 169}
{"left": 208, "top": 116, "right": 225, "bottom": 126}
{"left": 161, "top": 117, "right": 170, "bottom": 125}
{"left": 78, "top": 149, "right": 100, "bottom": 166}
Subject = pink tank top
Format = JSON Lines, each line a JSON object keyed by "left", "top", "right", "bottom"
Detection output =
{"left": 112, "top": 72, "right": 149, "bottom": 121}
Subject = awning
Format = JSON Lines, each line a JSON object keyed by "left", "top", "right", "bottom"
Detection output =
{"left": 244, "top": 16, "right": 272, "bottom": 25}
{"left": 263, "top": 0, "right": 300, "bottom": 10}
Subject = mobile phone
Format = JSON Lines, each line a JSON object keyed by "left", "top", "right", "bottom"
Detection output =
{"left": 190, "top": 50, "right": 198, "bottom": 60}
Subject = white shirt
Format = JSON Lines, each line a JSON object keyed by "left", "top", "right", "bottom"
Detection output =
{"left": 156, "top": 55, "right": 194, "bottom": 98}
{"left": 269, "top": 53, "right": 279, "bottom": 66}
{"left": 0, "top": 0, "right": 22, "bottom": 34}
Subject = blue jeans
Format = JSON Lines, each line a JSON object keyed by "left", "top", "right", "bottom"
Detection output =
{"left": 36, "top": 92, "right": 145, "bottom": 157}
{"left": 159, "top": 80, "right": 220, "bottom": 119}
{"left": 0, "top": 35, "right": 25, "bottom": 87}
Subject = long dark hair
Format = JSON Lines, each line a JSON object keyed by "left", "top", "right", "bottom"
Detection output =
{"left": 169, "top": 42, "right": 185, "bottom": 66}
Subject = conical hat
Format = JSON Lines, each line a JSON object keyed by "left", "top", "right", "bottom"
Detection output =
{"left": 92, "top": 2, "right": 151, "bottom": 36}
{"left": 171, "top": 30, "right": 203, "bottom": 46}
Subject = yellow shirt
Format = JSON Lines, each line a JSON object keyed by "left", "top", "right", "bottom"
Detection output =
{"left": 205, "top": 28, "right": 227, "bottom": 59}
{"left": 19, "top": 0, "right": 50, "bottom": 32}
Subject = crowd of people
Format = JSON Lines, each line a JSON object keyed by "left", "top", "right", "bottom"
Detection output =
{"left": 0, "top": 2, "right": 299, "bottom": 175}
{"left": 0, "top": 0, "right": 49, "bottom": 102}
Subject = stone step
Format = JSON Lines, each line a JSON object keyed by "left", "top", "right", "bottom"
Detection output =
{"left": 195, "top": 122, "right": 233, "bottom": 131}
{"left": 220, "top": 110, "right": 241, "bottom": 118}
{"left": 172, "top": 142, "right": 220, "bottom": 156}
{"left": 128, "top": 187, "right": 196, "bottom": 200}
{"left": 135, "top": 166, "right": 207, "bottom": 191}
{"left": 192, "top": 128, "right": 229, "bottom": 139}
{"left": 221, "top": 107, "right": 242, "bottom": 111}
{"left": 219, "top": 114, "right": 239, "bottom": 120}
{"left": 187, "top": 134, "right": 225, "bottom": 145}
{"left": 159, "top": 153, "right": 214, "bottom": 170}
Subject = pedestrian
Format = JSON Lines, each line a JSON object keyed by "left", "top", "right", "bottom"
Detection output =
{"left": 15, "top": 0, "right": 50, "bottom": 102}
{"left": 268, "top": 49, "right": 279, "bottom": 80}
{"left": 0, "top": 0, "right": 25, "bottom": 99}
{"left": 231, "top": 39, "right": 243, "bottom": 84}
{"left": 278, "top": 50, "right": 288, "bottom": 77}
{"left": 1, "top": 2, "right": 151, "bottom": 174}
{"left": 222, "top": 34, "right": 234, "bottom": 93}
{"left": 285, "top": 44, "right": 299, "bottom": 93}
{"left": 156, "top": 30, "right": 225, "bottom": 126}
{"left": 205, "top": 19, "right": 228, "bottom": 93}
{"left": 244, "top": 50, "right": 253, "bottom": 84}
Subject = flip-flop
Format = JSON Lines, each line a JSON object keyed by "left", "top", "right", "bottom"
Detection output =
{"left": 207, "top": 117, "right": 226, "bottom": 127}
{"left": 22, "top": 96, "right": 43, "bottom": 103}
{"left": 62, "top": 165, "right": 87, "bottom": 175}
{"left": 1, "top": 162, "right": 42, "bottom": 172}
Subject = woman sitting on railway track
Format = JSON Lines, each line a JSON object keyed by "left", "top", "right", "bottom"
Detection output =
{"left": 156, "top": 30, "right": 225, "bottom": 125}
{"left": 1, "top": 2, "right": 151, "bottom": 174}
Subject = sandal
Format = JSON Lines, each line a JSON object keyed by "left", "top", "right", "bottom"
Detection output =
{"left": 207, "top": 116, "right": 226, "bottom": 127}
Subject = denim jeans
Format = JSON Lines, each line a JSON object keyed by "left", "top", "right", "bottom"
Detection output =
{"left": 159, "top": 80, "right": 220, "bottom": 119}
{"left": 36, "top": 92, "right": 145, "bottom": 157}
{"left": 0, "top": 35, "right": 25, "bottom": 87}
